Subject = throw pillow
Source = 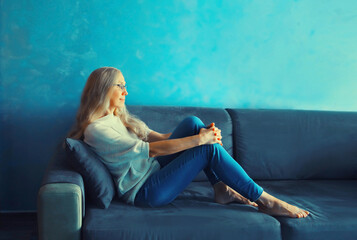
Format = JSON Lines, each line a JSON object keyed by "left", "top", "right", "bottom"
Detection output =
{"left": 65, "top": 138, "right": 115, "bottom": 209}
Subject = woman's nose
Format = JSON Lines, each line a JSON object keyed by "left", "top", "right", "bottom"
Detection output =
{"left": 122, "top": 89, "right": 128, "bottom": 96}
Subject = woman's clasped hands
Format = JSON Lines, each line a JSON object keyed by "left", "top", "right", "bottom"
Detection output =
{"left": 198, "top": 122, "right": 223, "bottom": 146}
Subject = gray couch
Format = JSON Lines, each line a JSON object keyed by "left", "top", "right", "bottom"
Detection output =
{"left": 37, "top": 106, "right": 357, "bottom": 240}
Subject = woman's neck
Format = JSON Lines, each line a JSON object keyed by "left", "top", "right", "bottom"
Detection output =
{"left": 106, "top": 107, "right": 115, "bottom": 115}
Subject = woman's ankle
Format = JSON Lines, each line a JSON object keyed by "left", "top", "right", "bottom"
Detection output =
{"left": 213, "top": 181, "right": 227, "bottom": 192}
{"left": 255, "top": 191, "right": 274, "bottom": 208}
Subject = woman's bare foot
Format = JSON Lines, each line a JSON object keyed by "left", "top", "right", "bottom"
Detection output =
{"left": 256, "top": 191, "right": 310, "bottom": 218}
{"left": 213, "top": 182, "right": 258, "bottom": 207}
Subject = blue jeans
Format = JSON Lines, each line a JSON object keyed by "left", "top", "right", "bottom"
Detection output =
{"left": 134, "top": 116, "right": 264, "bottom": 207}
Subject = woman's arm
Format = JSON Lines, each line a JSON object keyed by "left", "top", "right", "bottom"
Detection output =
{"left": 148, "top": 124, "right": 222, "bottom": 158}
{"left": 147, "top": 131, "right": 172, "bottom": 142}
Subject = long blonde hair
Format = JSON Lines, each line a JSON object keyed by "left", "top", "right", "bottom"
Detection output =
{"left": 65, "top": 67, "right": 149, "bottom": 146}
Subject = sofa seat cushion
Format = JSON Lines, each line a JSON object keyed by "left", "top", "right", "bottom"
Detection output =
{"left": 257, "top": 180, "right": 357, "bottom": 240}
{"left": 83, "top": 182, "right": 281, "bottom": 240}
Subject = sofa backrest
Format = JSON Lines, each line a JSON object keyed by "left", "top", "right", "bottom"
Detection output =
{"left": 227, "top": 109, "right": 357, "bottom": 180}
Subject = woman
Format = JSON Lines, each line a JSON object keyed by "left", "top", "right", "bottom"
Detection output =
{"left": 67, "top": 67, "right": 310, "bottom": 218}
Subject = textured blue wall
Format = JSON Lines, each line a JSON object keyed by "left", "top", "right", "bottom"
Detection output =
{"left": 1, "top": 0, "right": 357, "bottom": 211}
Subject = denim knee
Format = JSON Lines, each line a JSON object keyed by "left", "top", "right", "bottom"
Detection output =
{"left": 182, "top": 116, "right": 205, "bottom": 128}
{"left": 198, "top": 143, "right": 223, "bottom": 164}
{"left": 202, "top": 142, "right": 221, "bottom": 150}
{"left": 196, "top": 143, "right": 220, "bottom": 159}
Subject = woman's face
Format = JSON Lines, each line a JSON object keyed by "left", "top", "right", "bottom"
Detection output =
{"left": 109, "top": 74, "right": 128, "bottom": 111}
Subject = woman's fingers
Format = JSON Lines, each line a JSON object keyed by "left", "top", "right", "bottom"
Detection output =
{"left": 212, "top": 128, "right": 222, "bottom": 137}
{"left": 210, "top": 126, "right": 222, "bottom": 145}
{"left": 205, "top": 123, "right": 223, "bottom": 146}
{"left": 214, "top": 134, "right": 223, "bottom": 146}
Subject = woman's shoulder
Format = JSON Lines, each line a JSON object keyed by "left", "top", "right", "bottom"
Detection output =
{"left": 89, "top": 113, "right": 119, "bottom": 128}
{"left": 85, "top": 116, "right": 118, "bottom": 137}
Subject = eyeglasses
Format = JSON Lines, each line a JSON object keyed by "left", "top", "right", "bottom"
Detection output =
{"left": 113, "top": 84, "right": 127, "bottom": 90}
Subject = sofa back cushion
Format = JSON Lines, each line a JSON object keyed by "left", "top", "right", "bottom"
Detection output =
{"left": 227, "top": 109, "right": 357, "bottom": 180}
{"left": 127, "top": 105, "right": 233, "bottom": 181}
{"left": 65, "top": 138, "right": 115, "bottom": 208}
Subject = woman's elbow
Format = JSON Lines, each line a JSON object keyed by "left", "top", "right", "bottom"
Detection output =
{"left": 148, "top": 142, "right": 165, "bottom": 157}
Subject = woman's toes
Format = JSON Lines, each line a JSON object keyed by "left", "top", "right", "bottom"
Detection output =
{"left": 250, "top": 201, "right": 259, "bottom": 207}
{"left": 243, "top": 198, "right": 259, "bottom": 207}
{"left": 298, "top": 210, "right": 309, "bottom": 218}
{"left": 245, "top": 199, "right": 258, "bottom": 207}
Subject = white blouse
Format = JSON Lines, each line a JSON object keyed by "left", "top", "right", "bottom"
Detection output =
{"left": 84, "top": 113, "right": 160, "bottom": 205}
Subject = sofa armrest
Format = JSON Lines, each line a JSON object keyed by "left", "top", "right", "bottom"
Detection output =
{"left": 37, "top": 142, "right": 85, "bottom": 240}
{"left": 37, "top": 183, "right": 82, "bottom": 240}
{"left": 41, "top": 169, "right": 86, "bottom": 215}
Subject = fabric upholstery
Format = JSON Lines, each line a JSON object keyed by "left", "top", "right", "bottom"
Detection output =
{"left": 256, "top": 180, "right": 357, "bottom": 240}
{"left": 127, "top": 105, "right": 234, "bottom": 181}
{"left": 40, "top": 142, "right": 86, "bottom": 217}
{"left": 37, "top": 183, "right": 82, "bottom": 240}
{"left": 83, "top": 179, "right": 357, "bottom": 240}
{"left": 227, "top": 109, "right": 357, "bottom": 180}
{"left": 83, "top": 182, "right": 281, "bottom": 240}
{"left": 65, "top": 138, "right": 115, "bottom": 209}
{"left": 39, "top": 106, "right": 357, "bottom": 240}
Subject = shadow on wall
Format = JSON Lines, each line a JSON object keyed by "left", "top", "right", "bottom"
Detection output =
{"left": 0, "top": 106, "right": 78, "bottom": 211}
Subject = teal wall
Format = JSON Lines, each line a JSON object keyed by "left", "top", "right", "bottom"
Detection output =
{"left": 1, "top": 0, "right": 357, "bottom": 211}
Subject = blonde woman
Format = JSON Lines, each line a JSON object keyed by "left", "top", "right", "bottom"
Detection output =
{"left": 67, "top": 67, "right": 309, "bottom": 218}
